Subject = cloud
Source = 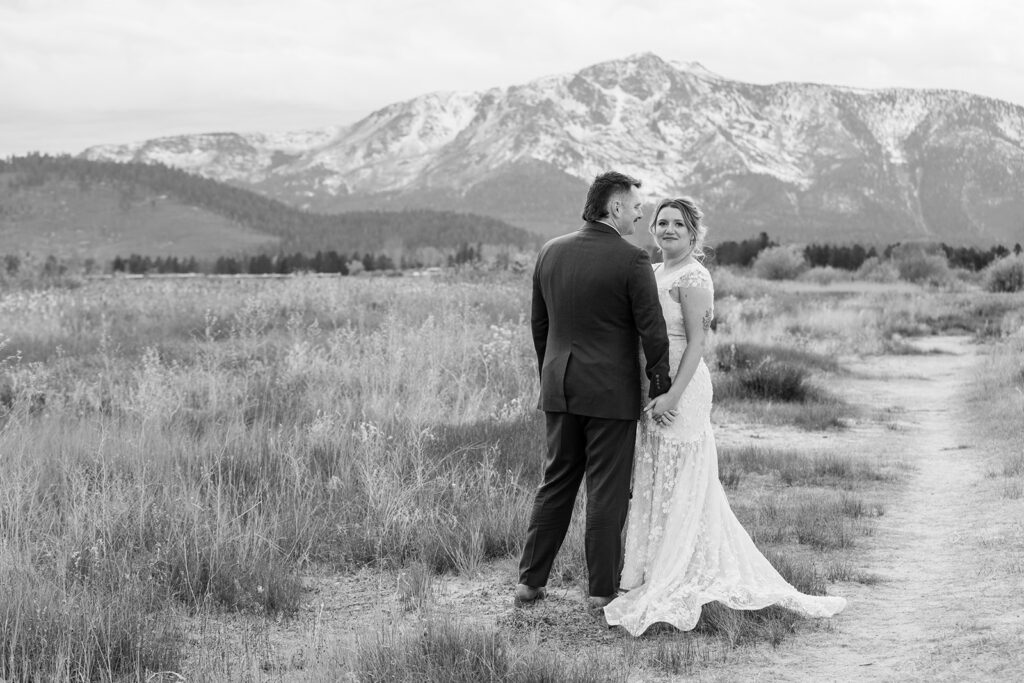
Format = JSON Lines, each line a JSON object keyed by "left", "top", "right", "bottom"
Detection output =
{"left": 3, "top": 0, "right": 1024, "bottom": 155}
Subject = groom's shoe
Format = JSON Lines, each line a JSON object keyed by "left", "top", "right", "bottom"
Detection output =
{"left": 586, "top": 594, "right": 615, "bottom": 626}
{"left": 513, "top": 583, "right": 546, "bottom": 607}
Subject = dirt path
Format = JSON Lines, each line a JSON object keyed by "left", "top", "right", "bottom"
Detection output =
{"left": 703, "top": 335, "right": 1024, "bottom": 682}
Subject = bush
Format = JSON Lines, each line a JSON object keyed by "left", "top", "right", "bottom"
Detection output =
{"left": 751, "top": 246, "right": 808, "bottom": 280}
{"left": 893, "top": 253, "right": 952, "bottom": 285}
{"left": 712, "top": 344, "right": 851, "bottom": 428}
{"left": 709, "top": 266, "right": 767, "bottom": 300}
{"left": 855, "top": 256, "right": 899, "bottom": 283}
{"left": 715, "top": 342, "right": 840, "bottom": 374}
{"left": 713, "top": 343, "right": 842, "bottom": 404}
{"left": 984, "top": 255, "right": 1024, "bottom": 293}
{"left": 714, "top": 360, "right": 816, "bottom": 403}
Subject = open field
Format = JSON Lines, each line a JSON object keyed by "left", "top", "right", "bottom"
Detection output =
{"left": 1, "top": 269, "right": 1022, "bottom": 681}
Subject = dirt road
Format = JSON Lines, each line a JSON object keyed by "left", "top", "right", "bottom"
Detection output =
{"left": 705, "top": 335, "right": 1024, "bottom": 682}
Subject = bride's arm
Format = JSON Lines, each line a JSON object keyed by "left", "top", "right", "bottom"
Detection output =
{"left": 648, "top": 283, "right": 714, "bottom": 415}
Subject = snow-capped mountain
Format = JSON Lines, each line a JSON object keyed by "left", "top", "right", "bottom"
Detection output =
{"left": 82, "top": 53, "right": 1024, "bottom": 243}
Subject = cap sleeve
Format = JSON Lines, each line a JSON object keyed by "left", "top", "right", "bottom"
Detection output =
{"left": 670, "top": 263, "right": 714, "bottom": 294}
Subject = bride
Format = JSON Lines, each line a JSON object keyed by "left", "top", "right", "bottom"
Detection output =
{"left": 602, "top": 197, "right": 847, "bottom": 635}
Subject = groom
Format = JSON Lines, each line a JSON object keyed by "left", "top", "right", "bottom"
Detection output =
{"left": 516, "top": 171, "right": 672, "bottom": 609}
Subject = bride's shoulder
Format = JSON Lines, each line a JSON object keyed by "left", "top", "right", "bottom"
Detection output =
{"left": 672, "top": 261, "right": 714, "bottom": 290}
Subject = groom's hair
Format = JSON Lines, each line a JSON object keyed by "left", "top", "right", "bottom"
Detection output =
{"left": 581, "top": 171, "right": 642, "bottom": 222}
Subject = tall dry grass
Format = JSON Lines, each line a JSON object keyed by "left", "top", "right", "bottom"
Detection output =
{"left": 2, "top": 270, "right": 1019, "bottom": 677}
{"left": 345, "top": 618, "right": 624, "bottom": 682}
{"left": 1, "top": 276, "right": 543, "bottom": 678}
{"left": 971, "top": 333, "right": 1024, "bottom": 493}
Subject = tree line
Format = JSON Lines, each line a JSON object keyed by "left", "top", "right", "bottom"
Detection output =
{"left": 108, "top": 244, "right": 486, "bottom": 276}
{"left": 5, "top": 237, "right": 1020, "bottom": 283}
{"left": 3, "top": 154, "right": 1018, "bottom": 275}
{"left": 0, "top": 242, "right": 490, "bottom": 280}
{"left": 104, "top": 238, "right": 1022, "bottom": 275}
{"left": 705, "top": 233, "right": 1021, "bottom": 271}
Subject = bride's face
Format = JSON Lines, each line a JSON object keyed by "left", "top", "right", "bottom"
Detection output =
{"left": 651, "top": 207, "right": 694, "bottom": 260}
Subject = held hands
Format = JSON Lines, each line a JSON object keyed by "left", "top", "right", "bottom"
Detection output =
{"left": 644, "top": 393, "right": 680, "bottom": 427}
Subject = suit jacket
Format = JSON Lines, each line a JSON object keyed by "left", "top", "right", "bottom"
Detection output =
{"left": 532, "top": 221, "right": 672, "bottom": 420}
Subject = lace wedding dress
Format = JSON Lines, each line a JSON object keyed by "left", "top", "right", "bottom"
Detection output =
{"left": 603, "top": 261, "right": 846, "bottom": 635}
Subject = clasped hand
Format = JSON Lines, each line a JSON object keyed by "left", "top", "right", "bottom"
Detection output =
{"left": 645, "top": 393, "right": 679, "bottom": 427}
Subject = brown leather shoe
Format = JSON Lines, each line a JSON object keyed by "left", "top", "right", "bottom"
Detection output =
{"left": 586, "top": 595, "right": 614, "bottom": 610}
{"left": 513, "top": 583, "right": 547, "bottom": 607}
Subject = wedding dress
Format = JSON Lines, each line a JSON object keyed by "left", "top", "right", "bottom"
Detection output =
{"left": 603, "top": 261, "right": 846, "bottom": 635}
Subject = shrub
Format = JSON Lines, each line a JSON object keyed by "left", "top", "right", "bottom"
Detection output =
{"left": 888, "top": 241, "right": 945, "bottom": 259}
{"left": 712, "top": 342, "right": 853, "bottom": 429}
{"left": 715, "top": 342, "right": 841, "bottom": 374}
{"left": 751, "top": 246, "right": 809, "bottom": 280}
{"left": 983, "top": 255, "right": 1024, "bottom": 293}
{"left": 855, "top": 256, "right": 899, "bottom": 283}
{"left": 713, "top": 343, "right": 840, "bottom": 404}
{"left": 708, "top": 266, "right": 767, "bottom": 300}
{"left": 714, "top": 361, "right": 815, "bottom": 402}
{"left": 893, "top": 253, "right": 952, "bottom": 285}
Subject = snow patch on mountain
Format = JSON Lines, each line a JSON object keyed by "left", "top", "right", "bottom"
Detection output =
{"left": 669, "top": 60, "right": 724, "bottom": 81}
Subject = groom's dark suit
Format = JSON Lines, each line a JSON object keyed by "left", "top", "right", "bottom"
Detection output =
{"left": 519, "top": 221, "right": 672, "bottom": 598}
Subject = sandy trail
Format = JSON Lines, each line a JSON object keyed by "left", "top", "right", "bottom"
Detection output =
{"left": 707, "top": 335, "right": 1024, "bottom": 682}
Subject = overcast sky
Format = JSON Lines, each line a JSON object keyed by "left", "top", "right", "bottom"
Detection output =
{"left": 3, "top": 0, "right": 1023, "bottom": 157}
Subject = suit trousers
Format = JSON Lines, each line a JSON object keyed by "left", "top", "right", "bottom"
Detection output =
{"left": 518, "top": 412, "right": 637, "bottom": 598}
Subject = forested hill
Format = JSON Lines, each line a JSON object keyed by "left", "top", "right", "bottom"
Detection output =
{"left": 0, "top": 154, "right": 540, "bottom": 257}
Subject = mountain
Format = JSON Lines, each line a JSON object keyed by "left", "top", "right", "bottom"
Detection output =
{"left": 81, "top": 53, "right": 1024, "bottom": 245}
{"left": 0, "top": 155, "right": 540, "bottom": 260}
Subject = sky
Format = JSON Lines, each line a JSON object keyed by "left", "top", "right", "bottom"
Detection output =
{"left": 3, "top": 0, "right": 1024, "bottom": 157}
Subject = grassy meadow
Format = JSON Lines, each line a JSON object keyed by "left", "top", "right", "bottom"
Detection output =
{"left": 1, "top": 267, "right": 1022, "bottom": 680}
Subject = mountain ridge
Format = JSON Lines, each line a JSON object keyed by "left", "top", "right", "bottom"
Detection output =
{"left": 81, "top": 53, "right": 1024, "bottom": 244}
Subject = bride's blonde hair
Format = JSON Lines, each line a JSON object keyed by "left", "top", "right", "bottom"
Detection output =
{"left": 650, "top": 197, "right": 707, "bottom": 262}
